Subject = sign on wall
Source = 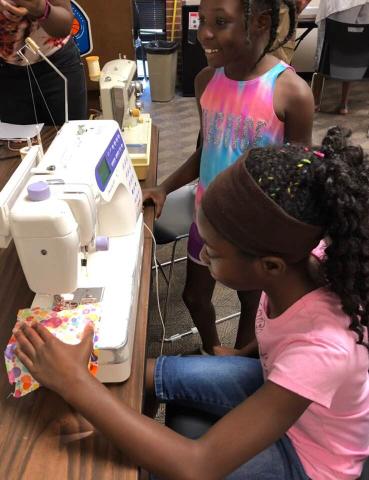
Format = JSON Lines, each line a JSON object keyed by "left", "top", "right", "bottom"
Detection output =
{"left": 71, "top": 1, "right": 93, "bottom": 56}
{"left": 188, "top": 11, "right": 200, "bottom": 30}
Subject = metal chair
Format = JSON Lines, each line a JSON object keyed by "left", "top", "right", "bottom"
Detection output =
{"left": 311, "top": 17, "right": 369, "bottom": 111}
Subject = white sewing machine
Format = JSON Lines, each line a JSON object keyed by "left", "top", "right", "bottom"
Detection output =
{"left": 96, "top": 58, "right": 152, "bottom": 179}
{"left": 0, "top": 120, "right": 144, "bottom": 383}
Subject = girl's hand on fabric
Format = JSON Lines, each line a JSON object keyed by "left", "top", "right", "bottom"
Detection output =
{"left": 14, "top": 322, "right": 94, "bottom": 396}
{"left": 142, "top": 186, "right": 167, "bottom": 218}
{"left": 213, "top": 345, "right": 242, "bottom": 356}
{"left": 0, "top": 0, "right": 28, "bottom": 21}
{"left": 8, "top": 0, "right": 45, "bottom": 18}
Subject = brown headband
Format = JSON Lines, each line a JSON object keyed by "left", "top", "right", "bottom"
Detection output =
{"left": 201, "top": 156, "right": 323, "bottom": 263}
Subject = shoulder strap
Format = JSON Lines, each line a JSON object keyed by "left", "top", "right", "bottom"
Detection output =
{"left": 267, "top": 61, "right": 294, "bottom": 88}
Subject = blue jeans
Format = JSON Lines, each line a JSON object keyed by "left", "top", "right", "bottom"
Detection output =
{"left": 154, "top": 355, "right": 310, "bottom": 480}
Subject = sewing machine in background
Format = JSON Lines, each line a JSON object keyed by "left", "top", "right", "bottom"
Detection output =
{"left": 0, "top": 120, "right": 144, "bottom": 383}
{"left": 86, "top": 56, "right": 152, "bottom": 180}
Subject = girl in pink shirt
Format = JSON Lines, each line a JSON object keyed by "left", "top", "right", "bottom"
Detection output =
{"left": 14, "top": 126, "right": 369, "bottom": 479}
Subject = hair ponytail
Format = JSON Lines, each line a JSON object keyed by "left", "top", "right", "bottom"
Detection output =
{"left": 246, "top": 127, "right": 369, "bottom": 348}
{"left": 313, "top": 127, "right": 369, "bottom": 345}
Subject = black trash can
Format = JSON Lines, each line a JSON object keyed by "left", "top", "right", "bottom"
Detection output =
{"left": 145, "top": 40, "right": 179, "bottom": 101}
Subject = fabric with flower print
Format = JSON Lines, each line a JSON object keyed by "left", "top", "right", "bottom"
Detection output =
{"left": 4, "top": 303, "right": 100, "bottom": 398}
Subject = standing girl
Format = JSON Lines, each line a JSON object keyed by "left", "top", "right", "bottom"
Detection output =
{"left": 143, "top": 0, "right": 314, "bottom": 354}
{"left": 15, "top": 127, "right": 369, "bottom": 479}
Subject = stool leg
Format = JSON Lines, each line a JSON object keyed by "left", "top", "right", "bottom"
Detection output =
{"left": 156, "top": 260, "right": 169, "bottom": 285}
{"left": 163, "top": 238, "right": 180, "bottom": 324}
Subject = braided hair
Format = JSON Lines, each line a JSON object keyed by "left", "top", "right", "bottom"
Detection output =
{"left": 242, "top": 0, "right": 296, "bottom": 62}
{"left": 246, "top": 127, "right": 369, "bottom": 349}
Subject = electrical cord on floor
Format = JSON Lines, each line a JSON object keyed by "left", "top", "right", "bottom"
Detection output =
{"left": 144, "top": 222, "right": 165, "bottom": 355}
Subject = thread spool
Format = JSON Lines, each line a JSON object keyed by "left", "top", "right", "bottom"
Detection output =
{"left": 86, "top": 56, "right": 101, "bottom": 81}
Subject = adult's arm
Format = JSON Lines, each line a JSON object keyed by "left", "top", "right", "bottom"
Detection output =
{"left": 3, "top": 0, "right": 73, "bottom": 37}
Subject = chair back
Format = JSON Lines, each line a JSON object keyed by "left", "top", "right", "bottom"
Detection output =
{"left": 154, "top": 185, "right": 196, "bottom": 245}
{"left": 319, "top": 18, "right": 369, "bottom": 81}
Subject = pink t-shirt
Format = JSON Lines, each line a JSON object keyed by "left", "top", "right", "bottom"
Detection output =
{"left": 256, "top": 287, "right": 369, "bottom": 479}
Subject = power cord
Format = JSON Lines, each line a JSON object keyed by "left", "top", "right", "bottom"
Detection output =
{"left": 144, "top": 222, "right": 165, "bottom": 355}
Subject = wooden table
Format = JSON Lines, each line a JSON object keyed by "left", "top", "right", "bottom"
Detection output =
{"left": 0, "top": 125, "right": 158, "bottom": 480}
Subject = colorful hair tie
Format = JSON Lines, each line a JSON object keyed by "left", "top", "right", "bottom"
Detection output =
{"left": 313, "top": 150, "right": 325, "bottom": 159}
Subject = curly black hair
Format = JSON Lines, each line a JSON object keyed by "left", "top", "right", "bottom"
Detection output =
{"left": 242, "top": 0, "right": 297, "bottom": 62}
{"left": 246, "top": 127, "right": 369, "bottom": 349}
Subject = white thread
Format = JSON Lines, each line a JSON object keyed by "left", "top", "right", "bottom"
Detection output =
{"left": 144, "top": 222, "right": 165, "bottom": 355}
{"left": 17, "top": 47, "right": 58, "bottom": 131}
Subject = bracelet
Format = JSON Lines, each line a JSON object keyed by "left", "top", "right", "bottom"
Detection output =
{"left": 37, "top": 0, "right": 51, "bottom": 21}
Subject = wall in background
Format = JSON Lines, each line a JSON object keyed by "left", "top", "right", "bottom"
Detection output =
{"left": 166, "top": 0, "right": 182, "bottom": 44}
{"left": 77, "top": 0, "right": 135, "bottom": 90}
{"left": 166, "top": 0, "right": 183, "bottom": 76}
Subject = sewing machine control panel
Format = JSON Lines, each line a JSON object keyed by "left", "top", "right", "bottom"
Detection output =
{"left": 95, "top": 129, "right": 125, "bottom": 191}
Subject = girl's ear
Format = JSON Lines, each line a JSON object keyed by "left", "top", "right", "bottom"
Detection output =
{"left": 259, "top": 256, "right": 287, "bottom": 277}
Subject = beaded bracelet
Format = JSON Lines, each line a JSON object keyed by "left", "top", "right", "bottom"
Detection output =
{"left": 37, "top": 0, "right": 51, "bottom": 21}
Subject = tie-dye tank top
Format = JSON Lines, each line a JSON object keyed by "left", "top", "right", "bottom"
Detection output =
{"left": 195, "top": 61, "right": 291, "bottom": 210}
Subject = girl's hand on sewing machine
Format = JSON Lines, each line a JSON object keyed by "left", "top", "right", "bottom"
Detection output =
{"left": 142, "top": 186, "right": 167, "bottom": 218}
{"left": 14, "top": 322, "right": 94, "bottom": 396}
{"left": 0, "top": 0, "right": 28, "bottom": 21}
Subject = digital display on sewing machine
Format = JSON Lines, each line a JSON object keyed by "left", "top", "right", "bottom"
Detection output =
{"left": 95, "top": 130, "right": 125, "bottom": 191}
{"left": 98, "top": 158, "right": 111, "bottom": 188}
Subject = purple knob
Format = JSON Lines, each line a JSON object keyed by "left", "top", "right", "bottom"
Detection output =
{"left": 96, "top": 236, "right": 109, "bottom": 251}
{"left": 27, "top": 181, "right": 50, "bottom": 201}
